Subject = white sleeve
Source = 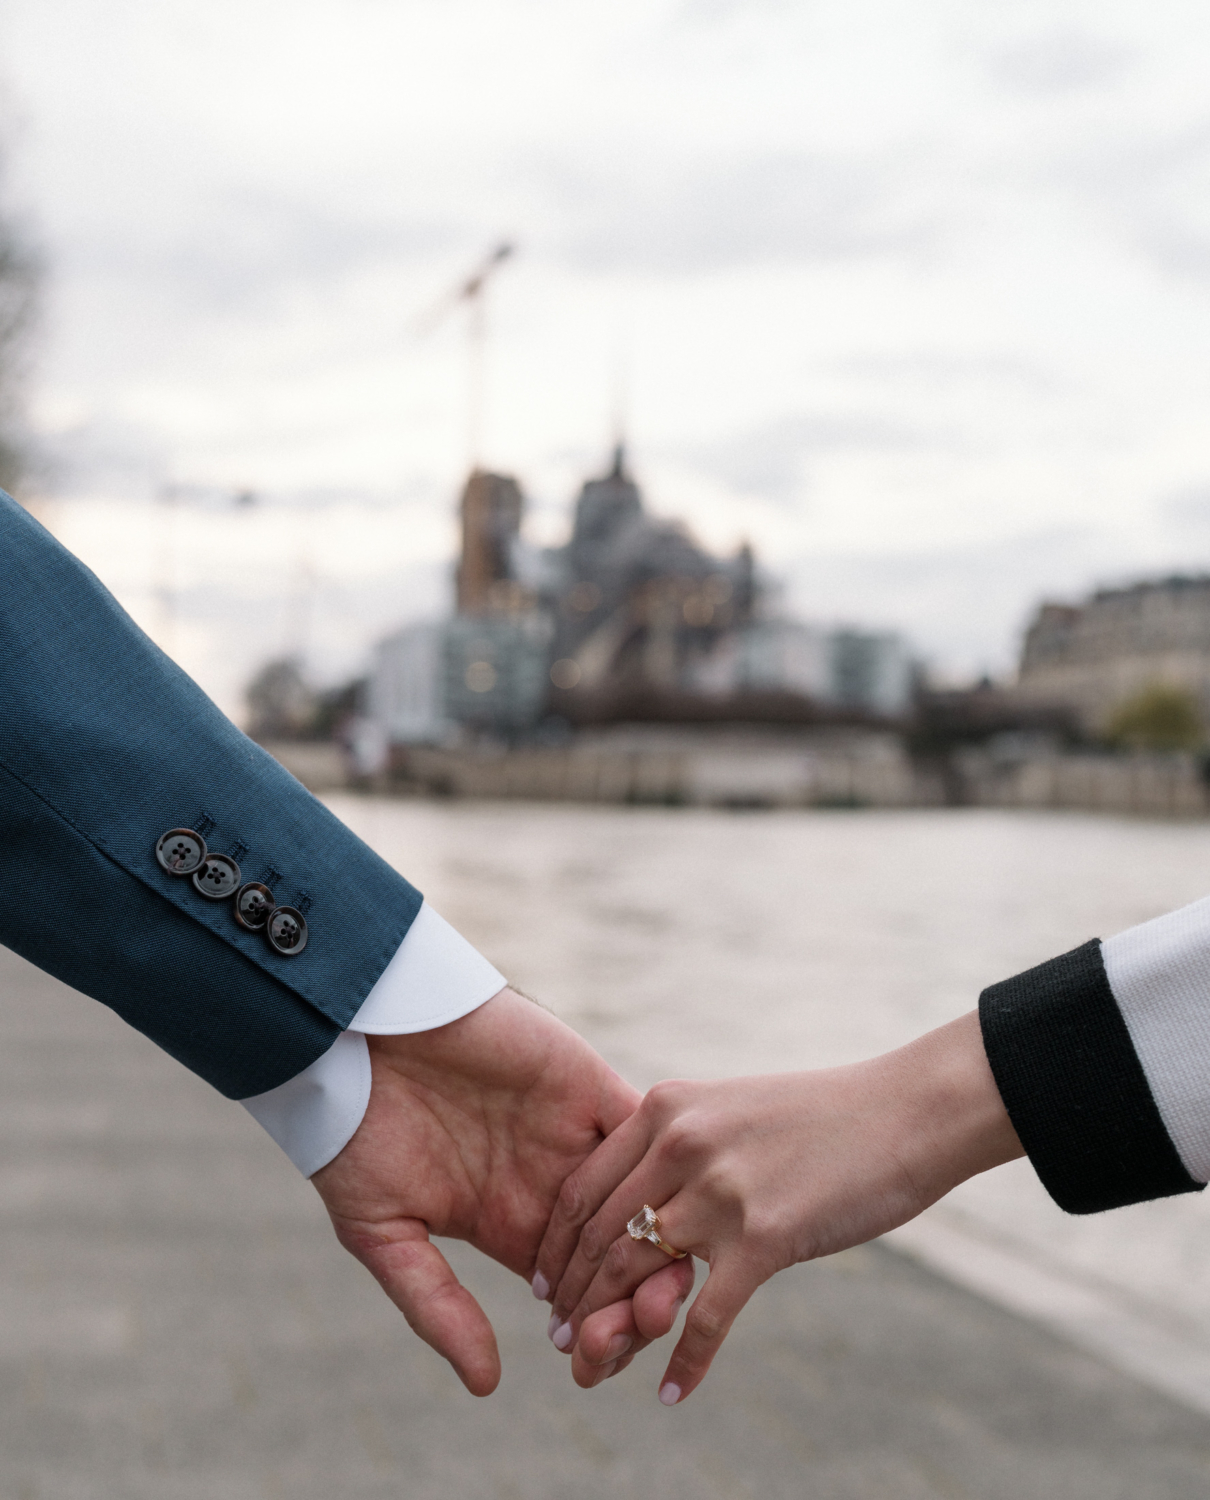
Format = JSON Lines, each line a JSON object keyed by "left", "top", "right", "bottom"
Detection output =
{"left": 1102, "top": 894, "right": 1210, "bottom": 1184}
{"left": 239, "top": 902, "right": 507, "bottom": 1176}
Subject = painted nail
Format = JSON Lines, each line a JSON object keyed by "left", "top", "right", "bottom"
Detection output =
{"left": 547, "top": 1313, "right": 561, "bottom": 1342}
{"left": 532, "top": 1271, "right": 551, "bottom": 1301}
{"left": 659, "top": 1382, "right": 682, "bottom": 1406}
{"left": 605, "top": 1334, "right": 633, "bottom": 1359}
{"left": 592, "top": 1359, "right": 619, "bottom": 1386}
{"left": 553, "top": 1321, "right": 575, "bottom": 1351}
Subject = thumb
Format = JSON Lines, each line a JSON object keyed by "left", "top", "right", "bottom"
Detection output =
{"left": 596, "top": 1065, "right": 643, "bottom": 1136}
{"left": 332, "top": 1214, "right": 501, "bottom": 1396}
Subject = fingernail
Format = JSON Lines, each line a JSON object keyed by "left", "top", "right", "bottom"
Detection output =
{"left": 671, "top": 1297, "right": 685, "bottom": 1320}
{"left": 605, "top": 1334, "right": 633, "bottom": 1359}
{"left": 547, "top": 1313, "right": 561, "bottom": 1342}
{"left": 592, "top": 1358, "right": 618, "bottom": 1386}
{"left": 553, "top": 1321, "right": 575, "bottom": 1351}
{"left": 659, "top": 1382, "right": 682, "bottom": 1406}
{"left": 532, "top": 1271, "right": 550, "bottom": 1301}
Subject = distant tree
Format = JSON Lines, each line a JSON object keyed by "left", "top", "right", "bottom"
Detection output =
{"left": 1105, "top": 682, "right": 1204, "bottom": 753}
{"left": 0, "top": 146, "right": 39, "bottom": 496}
{"left": 245, "top": 658, "right": 319, "bottom": 741}
{"left": 312, "top": 676, "right": 366, "bottom": 741}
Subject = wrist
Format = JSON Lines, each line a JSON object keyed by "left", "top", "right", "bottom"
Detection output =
{"left": 884, "top": 1010, "right": 1024, "bottom": 1203}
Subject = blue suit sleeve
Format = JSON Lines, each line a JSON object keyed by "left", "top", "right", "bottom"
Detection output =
{"left": 0, "top": 493, "right": 423, "bottom": 1098}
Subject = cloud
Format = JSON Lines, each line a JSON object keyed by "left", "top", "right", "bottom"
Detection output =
{"left": 1036, "top": 119, "right": 1210, "bottom": 284}
{"left": 133, "top": 142, "right": 947, "bottom": 298}
{"left": 549, "top": 147, "right": 946, "bottom": 272}
{"left": 987, "top": 28, "right": 1135, "bottom": 97}
{"left": 34, "top": 414, "right": 167, "bottom": 493}
{"left": 59, "top": 189, "right": 460, "bottom": 311}
{"left": 676, "top": 0, "right": 798, "bottom": 20}
{"left": 686, "top": 411, "right": 959, "bottom": 501}
{"left": 1160, "top": 483, "right": 1210, "bottom": 528}
{"left": 826, "top": 351, "right": 1059, "bottom": 395}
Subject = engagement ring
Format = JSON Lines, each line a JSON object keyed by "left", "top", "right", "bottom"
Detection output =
{"left": 627, "top": 1204, "right": 687, "bottom": 1259}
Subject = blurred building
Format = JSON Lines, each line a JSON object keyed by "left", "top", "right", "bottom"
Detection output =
{"left": 369, "top": 622, "right": 449, "bottom": 745}
{"left": 690, "top": 619, "right": 912, "bottom": 714}
{"left": 369, "top": 448, "right": 913, "bottom": 745}
{"left": 371, "top": 612, "right": 554, "bottom": 745}
{"left": 544, "top": 445, "right": 757, "bottom": 696}
{"left": 442, "top": 613, "right": 555, "bottom": 732}
{"left": 455, "top": 469, "right": 525, "bottom": 614}
{"left": 1017, "top": 576, "right": 1210, "bottom": 732}
{"left": 830, "top": 629, "right": 914, "bottom": 715}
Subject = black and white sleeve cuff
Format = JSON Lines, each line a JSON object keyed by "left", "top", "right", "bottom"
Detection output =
{"left": 979, "top": 933, "right": 1204, "bottom": 1215}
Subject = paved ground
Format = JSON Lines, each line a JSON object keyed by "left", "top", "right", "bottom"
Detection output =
{"left": 3, "top": 945, "right": 1210, "bottom": 1498}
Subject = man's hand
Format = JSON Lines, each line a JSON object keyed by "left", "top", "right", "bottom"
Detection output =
{"left": 311, "top": 988, "right": 673, "bottom": 1396}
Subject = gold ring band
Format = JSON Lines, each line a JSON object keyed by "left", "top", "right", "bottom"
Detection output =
{"left": 626, "top": 1204, "right": 688, "bottom": 1260}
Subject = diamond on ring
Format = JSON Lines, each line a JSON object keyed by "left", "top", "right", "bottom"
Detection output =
{"left": 627, "top": 1205, "right": 661, "bottom": 1244}
{"left": 627, "top": 1204, "right": 688, "bottom": 1258}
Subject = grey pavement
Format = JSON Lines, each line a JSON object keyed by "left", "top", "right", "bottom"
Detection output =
{"left": 2, "top": 944, "right": 1210, "bottom": 1499}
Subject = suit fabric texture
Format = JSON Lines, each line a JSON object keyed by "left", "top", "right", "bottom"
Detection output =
{"left": 0, "top": 492, "right": 422, "bottom": 1098}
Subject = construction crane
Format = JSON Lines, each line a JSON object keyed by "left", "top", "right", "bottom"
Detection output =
{"left": 413, "top": 241, "right": 515, "bottom": 469}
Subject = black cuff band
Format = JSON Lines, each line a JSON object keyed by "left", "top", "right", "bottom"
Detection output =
{"left": 979, "top": 938, "right": 1202, "bottom": 1214}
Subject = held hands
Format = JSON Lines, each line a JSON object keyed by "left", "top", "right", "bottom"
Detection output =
{"left": 535, "top": 1011, "right": 1024, "bottom": 1404}
{"left": 310, "top": 996, "right": 1020, "bottom": 1407}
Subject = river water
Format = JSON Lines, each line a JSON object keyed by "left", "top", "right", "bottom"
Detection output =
{"left": 327, "top": 795, "right": 1210, "bottom": 1412}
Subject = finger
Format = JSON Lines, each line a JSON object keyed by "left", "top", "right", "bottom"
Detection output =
{"left": 595, "top": 1064, "right": 643, "bottom": 1136}
{"left": 581, "top": 1348, "right": 639, "bottom": 1389}
{"left": 570, "top": 1300, "right": 642, "bottom": 1387}
{"left": 569, "top": 1260, "right": 695, "bottom": 1386}
{"left": 577, "top": 1258, "right": 694, "bottom": 1365}
{"left": 656, "top": 1259, "right": 756, "bottom": 1406}
{"left": 533, "top": 1111, "right": 655, "bottom": 1303}
{"left": 336, "top": 1216, "right": 501, "bottom": 1396}
{"left": 556, "top": 1234, "right": 689, "bottom": 1354}
{"left": 552, "top": 1179, "right": 689, "bottom": 1330}
{"left": 633, "top": 1257, "right": 695, "bottom": 1341}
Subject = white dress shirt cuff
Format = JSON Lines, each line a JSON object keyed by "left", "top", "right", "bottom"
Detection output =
{"left": 239, "top": 901, "right": 506, "bottom": 1176}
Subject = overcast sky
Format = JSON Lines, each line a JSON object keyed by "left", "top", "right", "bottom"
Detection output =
{"left": 6, "top": 0, "right": 1210, "bottom": 713}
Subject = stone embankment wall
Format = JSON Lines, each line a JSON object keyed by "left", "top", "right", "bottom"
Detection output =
{"left": 263, "top": 733, "right": 1210, "bottom": 817}
{"left": 387, "top": 729, "right": 918, "bottom": 808}
{"left": 951, "top": 747, "right": 1209, "bottom": 817}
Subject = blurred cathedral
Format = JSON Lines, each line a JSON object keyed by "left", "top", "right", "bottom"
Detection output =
{"left": 369, "top": 448, "right": 910, "bottom": 744}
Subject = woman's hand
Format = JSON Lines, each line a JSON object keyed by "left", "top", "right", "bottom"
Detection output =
{"left": 534, "top": 1011, "right": 1023, "bottom": 1404}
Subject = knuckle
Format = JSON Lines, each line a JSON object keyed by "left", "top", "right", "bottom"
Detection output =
{"left": 644, "top": 1078, "right": 691, "bottom": 1121}
{"left": 686, "top": 1303, "right": 726, "bottom": 1344}
{"left": 661, "top": 1112, "right": 711, "bottom": 1165}
{"left": 699, "top": 1159, "right": 743, "bottom": 1207}
{"left": 556, "top": 1171, "right": 587, "bottom": 1225}
{"left": 579, "top": 1215, "right": 609, "bottom": 1266}
{"left": 601, "top": 1237, "right": 632, "bottom": 1282}
{"left": 644, "top": 1078, "right": 680, "bottom": 1110}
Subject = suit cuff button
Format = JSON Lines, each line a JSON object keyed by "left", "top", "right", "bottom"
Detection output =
{"left": 266, "top": 907, "right": 308, "bottom": 956}
{"left": 233, "top": 882, "right": 276, "bottom": 930}
{"left": 155, "top": 828, "right": 207, "bottom": 876}
{"left": 192, "top": 853, "right": 241, "bottom": 900}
